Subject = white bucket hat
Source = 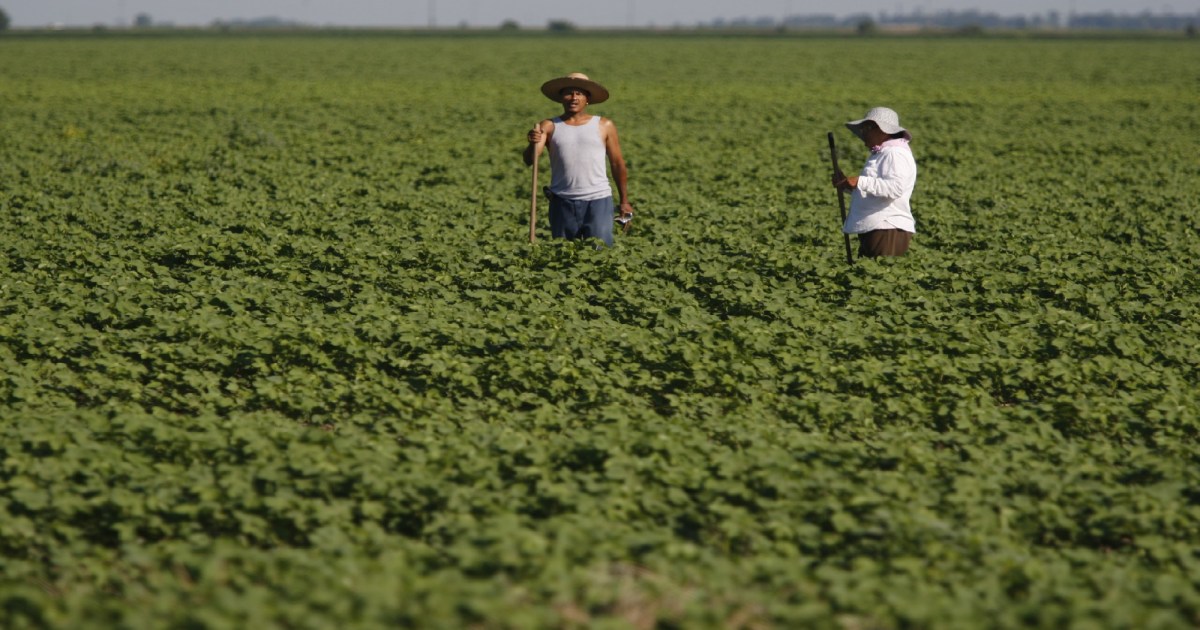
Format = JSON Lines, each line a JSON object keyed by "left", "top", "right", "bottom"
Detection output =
{"left": 846, "top": 107, "right": 911, "bottom": 141}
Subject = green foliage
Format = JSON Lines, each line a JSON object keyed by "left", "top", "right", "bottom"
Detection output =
{"left": 0, "top": 34, "right": 1198, "bottom": 628}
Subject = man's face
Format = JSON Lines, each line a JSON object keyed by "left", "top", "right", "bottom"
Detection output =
{"left": 559, "top": 87, "right": 589, "bottom": 113}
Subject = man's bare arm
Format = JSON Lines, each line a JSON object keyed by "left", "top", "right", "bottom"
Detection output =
{"left": 601, "top": 118, "right": 633, "bottom": 217}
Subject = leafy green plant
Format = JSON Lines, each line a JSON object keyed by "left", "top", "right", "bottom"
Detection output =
{"left": 0, "top": 33, "right": 1197, "bottom": 629}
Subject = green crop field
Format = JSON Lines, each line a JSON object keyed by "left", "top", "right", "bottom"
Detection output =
{"left": 1, "top": 31, "right": 1198, "bottom": 628}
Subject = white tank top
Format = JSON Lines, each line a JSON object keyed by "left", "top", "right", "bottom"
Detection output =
{"left": 548, "top": 116, "right": 611, "bottom": 201}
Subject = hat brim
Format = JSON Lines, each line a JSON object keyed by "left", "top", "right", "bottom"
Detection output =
{"left": 541, "top": 77, "right": 609, "bottom": 104}
{"left": 845, "top": 117, "right": 911, "bottom": 141}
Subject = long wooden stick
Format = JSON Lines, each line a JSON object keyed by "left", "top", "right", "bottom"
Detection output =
{"left": 827, "top": 132, "right": 854, "bottom": 265}
{"left": 529, "top": 140, "right": 545, "bottom": 244}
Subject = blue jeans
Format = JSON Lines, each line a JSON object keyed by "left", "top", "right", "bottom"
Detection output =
{"left": 548, "top": 194, "right": 614, "bottom": 246}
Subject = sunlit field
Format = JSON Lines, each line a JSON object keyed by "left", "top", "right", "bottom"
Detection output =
{"left": 1, "top": 31, "right": 1197, "bottom": 627}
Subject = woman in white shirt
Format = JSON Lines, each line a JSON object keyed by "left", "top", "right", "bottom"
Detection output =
{"left": 833, "top": 107, "right": 917, "bottom": 257}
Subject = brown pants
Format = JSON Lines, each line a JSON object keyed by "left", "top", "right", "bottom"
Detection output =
{"left": 857, "top": 229, "right": 912, "bottom": 258}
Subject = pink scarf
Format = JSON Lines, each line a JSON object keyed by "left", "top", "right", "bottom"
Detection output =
{"left": 871, "top": 138, "right": 911, "bottom": 153}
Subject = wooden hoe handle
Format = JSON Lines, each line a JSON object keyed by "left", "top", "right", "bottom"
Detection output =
{"left": 827, "top": 132, "right": 854, "bottom": 265}
{"left": 529, "top": 141, "right": 544, "bottom": 244}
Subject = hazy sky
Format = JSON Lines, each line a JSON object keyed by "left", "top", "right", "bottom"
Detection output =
{"left": 4, "top": 0, "right": 1194, "bottom": 28}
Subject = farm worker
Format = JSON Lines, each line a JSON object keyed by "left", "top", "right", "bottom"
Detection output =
{"left": 832, "top": 107, "right": 917, "bottom": 257}
{"left": 523, "top": 72, "right": 633, "bottom": 246}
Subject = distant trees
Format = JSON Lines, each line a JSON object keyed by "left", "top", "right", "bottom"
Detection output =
{"left": 714, "top": 9, "right": 1197, "bottom": 32}
{"left": 0, "top": 6, "right": 11, "bottom": 32}
{"left": 547, "top": 20, "right": 576, "bottom": 32}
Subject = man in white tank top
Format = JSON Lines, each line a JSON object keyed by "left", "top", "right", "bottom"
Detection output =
{"left": 523, "top": 73, "right": 632, "bottom": 246}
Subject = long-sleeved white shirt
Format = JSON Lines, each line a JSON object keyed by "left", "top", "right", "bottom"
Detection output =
{"left": 843, "top": 139, "right": 917, "bottom": 234}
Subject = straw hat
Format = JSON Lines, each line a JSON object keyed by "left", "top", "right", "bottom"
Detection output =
{"left": 846, "top": 107, "right": 911, "bottom": 141}
{"left": 540, "top": 72, "right": 610, "bottom": 104}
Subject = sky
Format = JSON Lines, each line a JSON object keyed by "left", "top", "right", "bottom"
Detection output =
{"left": 3, "top": 0, "right": 1195, "bottom": 29}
